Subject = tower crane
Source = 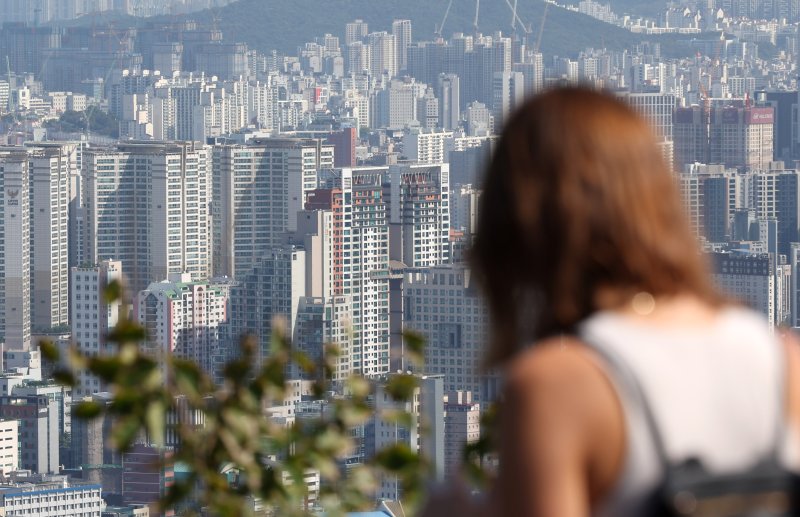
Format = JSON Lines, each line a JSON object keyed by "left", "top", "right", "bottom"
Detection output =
{"left": 504, "top": 0, "right": 533, "bottom": 34}
{"left": 534, "top": 1, "right": 550, "bottom": 53}
{"left": 434, "top": 0, "right": 454, "bottom": 40}
{"left": 511, "top": 0, "right": 519, "bottom": 33}
{"left": 473, "top": 0, "right": 480, "bottom": 36}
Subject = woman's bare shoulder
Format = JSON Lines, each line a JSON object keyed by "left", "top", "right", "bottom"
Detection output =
{"left": 505, "top": 335, "right": 612, "bottom": 397}
{"left": 782, "top": 330, "right": 800, "bottom": 431}
{"left": 499, "top": 335, "right": 627, "bottom": 509}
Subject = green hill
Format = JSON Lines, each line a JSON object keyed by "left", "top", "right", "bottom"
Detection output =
{"left": 205, "top": 0, "right": 655, "bottom": 56}
{"left": 607, "top": 0, "right": 666, "bottom": 18}
{"left": 56, "top": 0, "right": 705, "bottom": 59}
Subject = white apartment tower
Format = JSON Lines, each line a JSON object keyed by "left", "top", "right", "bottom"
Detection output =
{"left": 619, "top": 92, "right": 677, "bottom": 141}
{"left": 0, "top": 149, "right": 31, "bottom": 350}
{"left": 388, "top": 164, "right": 451, "bottom": 267}
{"left": 436, "top": 74, "right": 460, "bottom": 131}
{"left": 367, "top": 32, "right": 397, "bottom": 78}
{"left": 402, "top": 128, "right": 453, "bottom": 164}
{"left": 84, "top": 142, "right": 212, "bottom": 293}
{"left": 212, "top": 138, "right": 334, "bottom": 278}
{"left": 324, "top": 168, "right": 392, "bottom": 376}
{"left": 392, "top": 19, "right": 412, "bottom": 72}
{"left": 491, "top": 71, "right": 524, "bottom": 129}
{"left": 70, "top": 260, "right": 122, "bottom": 397}
{"left": 29, "top": 143, "right": 76, "bottom": 331}
{"left": 345, "top": 19, "right": 369, "bottom": 45}
{"left": 0, "top": 420, "right": 18, "bottom": 474}
{"left": 136, "top": 274, "right": 230, "bottom": 378}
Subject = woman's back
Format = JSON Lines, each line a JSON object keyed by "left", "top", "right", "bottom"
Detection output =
{"left": 580, "top": 306, "right": 789, "bottom": 516}
{"left": 488, "top": 296, "right": 800, "bottom": 517}
{"left": 450, "top": 88, "right": 800, "bottom": 517}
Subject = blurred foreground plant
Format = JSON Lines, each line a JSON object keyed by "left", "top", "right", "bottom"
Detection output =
{"left": 40, "top": 281, "right": 468, "bottom": 516}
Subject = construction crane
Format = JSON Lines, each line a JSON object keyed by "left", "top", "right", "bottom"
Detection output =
{"left": 534, "top": 1, "right": 550, "bottom": 53}
{"left": 504, "top": 0, "right": 533, "bottom": 34}
{"left": 434, "top": 0, "right": 454, "bottom": 40}
{"left": 473, "top": 0, "right": 480, "bottom": 36}
{"left": 511, "top": 0, "right": 519, "bottom": 33}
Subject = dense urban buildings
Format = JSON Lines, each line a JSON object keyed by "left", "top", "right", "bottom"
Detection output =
{"left": 0, "top": 0, "right": 798, "bottom": 513}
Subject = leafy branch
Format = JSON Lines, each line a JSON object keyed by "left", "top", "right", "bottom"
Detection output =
{"left": 40, "top": 281, "right": 455, "bottom": 516}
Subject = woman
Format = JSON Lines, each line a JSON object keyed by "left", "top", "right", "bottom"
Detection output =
{"left": 428, "top": 87, "right": 800, "bottom": 516}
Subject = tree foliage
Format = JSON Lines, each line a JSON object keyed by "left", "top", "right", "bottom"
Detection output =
{"left": 44, "top": 109, "right": 119, "bottom": 138}
{"left": 41, "top": 281, "right": 494, "bottom": 516}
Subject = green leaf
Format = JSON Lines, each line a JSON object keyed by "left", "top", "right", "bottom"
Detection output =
{"left": 52, "top": 369, "right": 76, "bottom": 387}
{"left": 146, "top": 399, "right": 166, "bottom": 448}
{"left": 103, "top": 280, "right": 122, "bottom": 303}
{"left": 86, "top": 356, "right": 122, "bottom": 383}
{"left": 403, "top": 330, "right": 426, "bottom": 366}
{"left": 38, "top": 340, "right": 60, "bottom": 362}
{"left": 111, "top": 416, "right": 142, "bottom": 452}
{"left": 73, "top": 401, "right": 103, "bottom": 419}
{"left": 374, "top": 443, "right": 420, "bottom": 472}
{"left": 292, "top": 350, "right": 316, "bottom": 375}
{"left": 383, "top": 374, "right": 418, "bottom": 401}
{"left": 107, "top": 320, "right": 146, "bottom": 344}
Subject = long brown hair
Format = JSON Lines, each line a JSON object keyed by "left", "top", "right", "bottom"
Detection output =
{"left": 471, "top": 87, "right": 720, "bottom": 366}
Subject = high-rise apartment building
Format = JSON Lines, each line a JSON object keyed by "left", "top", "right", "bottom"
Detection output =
{"left": 464, "top": 101, "right": 494, "bottom": 136}
{"left": 748, "top": 168, "right": 800, "bottom": 256}
{"left": 387, "top": 164, "right": 451, "bottom": 267}
{"left": 710, "top": 251, "right": 783, "bottom": 326}
{"left": 321, "top": 168, "right": 392, "bottom": 376}
{"left": 29, "top": 143, "right": 75, "bottom": 332}
{"left": 416, "top": 87, "right": 440, "bottom": 129}
{"left": 402, "top": 128, "right": 453, "bottom": 164}
{"left": 326, "top": 128, "right": 357, "bottom": 168}
{"left": 392, "top": 20, "right": 412, "bottom": 73}
{"left": 450, "top": 184, "right": 481, "bottom": 236}
{"left": 292, "top": 296, "right": 353, "bottom": 381}
{"left": 344, "top": 42, "right": 371, "bottom": 76}
{"left": 374, "top": 78, "right": 422, "bottom": 130}
{"left": 491, "top": 71, "right": 524, "bottom": 128}
{"left": 513, "top": 52, "right": 544, "bottom": 98}
{"left": 367, "top": 32, "right": 397, "bottom": 78}
{"left": 405, "top": 264, "right": 500, "bottom": 404}
{"left": 674, "top": 104, "right": 774, "bottom": 170}
{"left": 620, "top": 92, "right": 677, "bottom": 141}
{"left": 70, "top": 260, "right": 122, "bottom": 397}
{"left": 345, "top": 19, "right": 369, "bottom": 45}
{"left": 229, "top": 247, "right": 306, "bottom": 364}
{"left": 368, "top": 375, "right": 444, "bottom": 500}
{"left": 0, "top": 420, "right": 18, "bottom": 474}
{"left": 84, "top": 142, "right": 212, "bottom": 293}
{"left": 443, "top": 391, "right": 479, "bottom": 481}
{"left": 212, "top": 138, "right": 334, "bottom": 278}
{"left": 436, "top": 74, "right": 460, "bottom": 131}
{"left": 136, "top": 274, "right": 231, "bottom": 381}
{"left": 679, "top": 164, "right": 741, "bottom": 243}
{"left": 0, "top": 149, "right": 31, "bottom": 350}
{"left": 0, "top": 395, "right": 58, "bottom": 474}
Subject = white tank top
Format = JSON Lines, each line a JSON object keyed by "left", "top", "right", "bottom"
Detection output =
{"left": 578, "top": 306, "right": 800, "bottom": 517}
